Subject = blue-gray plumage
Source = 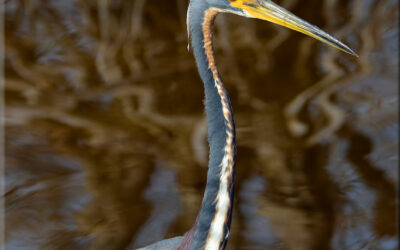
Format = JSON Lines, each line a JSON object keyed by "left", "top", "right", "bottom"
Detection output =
{"left": 138, "top": 0, "right": 356, "bottom": 249}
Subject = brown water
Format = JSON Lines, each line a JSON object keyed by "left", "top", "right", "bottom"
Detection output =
{"left": 4, "top": 0, "right": 398, "bottom": 249}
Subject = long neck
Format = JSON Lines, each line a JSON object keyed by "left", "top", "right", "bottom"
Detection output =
{"left": 183, "top": 3, "right": 236, "bottom": 250}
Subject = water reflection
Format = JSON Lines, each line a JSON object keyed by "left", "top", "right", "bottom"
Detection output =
{"left": 131, "top": 167, "right": 181, "bottom": 248}
{"left": 4, "top": 0, "right": 398, "bottom": 249}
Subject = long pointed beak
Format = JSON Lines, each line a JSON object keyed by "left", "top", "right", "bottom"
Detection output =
{"left": 230, "top": 0, "right": 357, "bottom": 56}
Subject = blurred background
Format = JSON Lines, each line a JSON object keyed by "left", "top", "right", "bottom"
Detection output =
{"left": 4, "top": 0, "right": 398, "bottom": 249}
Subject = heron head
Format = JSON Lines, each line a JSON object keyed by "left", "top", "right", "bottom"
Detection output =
{"left": 201, "top": 0, "right": 357, "bottom": 56}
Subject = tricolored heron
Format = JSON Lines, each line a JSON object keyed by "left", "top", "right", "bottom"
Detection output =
{"left": 139, "top": 0, "right": 356, "bottom": 249}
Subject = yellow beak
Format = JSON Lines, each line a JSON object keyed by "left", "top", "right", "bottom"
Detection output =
{"left": 230, "top": 0, "right": 357, "bottom": 56}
